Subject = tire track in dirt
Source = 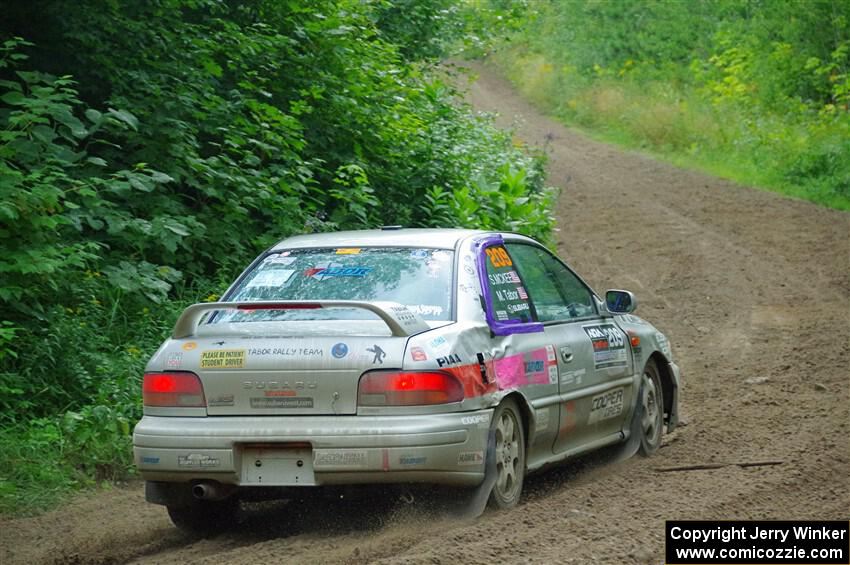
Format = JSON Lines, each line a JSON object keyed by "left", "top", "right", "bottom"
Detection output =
{"left": 1, "top": 59, "right": 848, "bottom": 565}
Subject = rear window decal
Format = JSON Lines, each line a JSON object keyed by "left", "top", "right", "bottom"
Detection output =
{"left": 263, "top": 255, "right": 297, "bottom": 266}
{"left": 304, "top": 266, "right": 372, "bottom": 279}
{"left": 245, "top": 269, "right": 295, "bottom": 288}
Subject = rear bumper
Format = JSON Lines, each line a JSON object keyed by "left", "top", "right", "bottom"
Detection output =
{"left": 133, "top": 410, "right": 493, "bottom": 488}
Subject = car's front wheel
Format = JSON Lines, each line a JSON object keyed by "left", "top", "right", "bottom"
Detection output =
{"left": 167, "top": 497, "right": 239, "bottom": 537}
{"left": 488, "top": 399, "right": 526, "bottom": 509}
{"left": 638, "top": 361, "right": 664, "bottom": 456}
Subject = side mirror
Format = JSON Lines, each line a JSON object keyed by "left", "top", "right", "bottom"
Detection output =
{"left": 605, "top": 289, "right": 637, "bottom": 313}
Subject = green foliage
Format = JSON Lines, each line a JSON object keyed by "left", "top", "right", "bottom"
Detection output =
{"left": 486, "top": 0, "right": 850, "bottom": 209}
{"left": 0, "top": 1, "right": 555, "bottom": 514}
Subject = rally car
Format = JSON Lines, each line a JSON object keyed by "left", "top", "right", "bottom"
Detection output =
{"left": 134, "top": 228, "right": 680, "bottom": 534}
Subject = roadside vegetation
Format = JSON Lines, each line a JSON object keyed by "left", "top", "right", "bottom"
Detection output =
{"left": 0, "top": 0, "right": 552, "bottom": 514}
{"left": 483, "top": 0, "right": 850, "bottom": 210}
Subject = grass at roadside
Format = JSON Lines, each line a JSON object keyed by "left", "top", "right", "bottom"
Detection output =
{"left": 487, "top": 48, "right": 850, "bottom": 211}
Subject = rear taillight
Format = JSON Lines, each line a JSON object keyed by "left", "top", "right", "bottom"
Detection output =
{"left": 358, "top": 370, "right": 464, "bottom": 406}
{"left": 143, "top": 371, "right": 206, "bottom": 407}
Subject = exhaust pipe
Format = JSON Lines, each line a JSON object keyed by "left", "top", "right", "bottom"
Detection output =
{"left": 192, "top": 481, "right": 234, "bottom": 501}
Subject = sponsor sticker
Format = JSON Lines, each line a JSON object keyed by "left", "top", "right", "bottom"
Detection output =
{"left": 141, "top": 456, "right": 160, "bottom": 464}
{"left": 305, "top": 266, "right": 372, "bottom": 279}
{"left": 457, "top": 451, "right": 485, "bottom": 466}
{"left": 182, "top": 341, "right": 197, "bottom": 351}
{"left": 331, "top": 342, "right": 349, "bottom": 359}
{"left": 655, "top": 331, "right": 672, "bottom": 357}
{"left": 588, "top": 387, "right": 625, "bottom": 424}
{"left": 263, "top": 255, "right": 296, "bottom": 265}
{"left": 243, "top": 380, "right": 317, "bottom": 390}
{"left": 560, "top": 367, "right": 586, "bottom": 385}
{"left": 408, "top": 304, "right": 444, "bottom": 317}
{"left": 248, "top": 347, "right": 323, "bottom": 357}
{"left": 429, "top": 335, "right": 448, "bottom": 350}
{"left": 314, "top": 450, "right": 367, "bottom": 467}
{"left": 335, "top": 248, "right": 361, "bottom": 254}
{"left": 246, "top": 269, "right": 295, "bottom": 288}
{"left": 548, "top": 364, "right": 558, "bottom": 384}
{"left": 250, "top": 397, "right": 314, "bottom": 409}
{"left": 535, "top": 407, "right": 550, "bottom": 432}
{"left": 620, "top": 314, "right": 646, "bottom": 325}
{"left": 200, "top": 349, "right": 246, "bottom": 369}
{"left": 495, "top": 347, "right": 552, "bottom": 388}
{"left": 410, "top": 346, "right": 427, "bottom": 361}
{"left": 461, "top": 414, "right": 490, "bottom": 426}
{"left": 399, "top": 455, "right": 427, "bottom": 466}
{"left": 208, "top": 394, "right": 234, "bottom": 407}
{"left": 583, "top": 324, "right": 628, "bottom": 369}
{"left": 178, "top": 453, "right": 220, "bottom": 468}
{"left": 166, "top": 352, "right": 183, "bottom": 369}
{"left": 366, "top": 344, "right": 387, "bottom": 364}
{"left": 437, "top": 353, "right": 462, "bottom": 367}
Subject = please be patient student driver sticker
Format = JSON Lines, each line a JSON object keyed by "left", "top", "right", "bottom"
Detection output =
{"left": 200, "top": 349, "right": 245, "bottom": 369}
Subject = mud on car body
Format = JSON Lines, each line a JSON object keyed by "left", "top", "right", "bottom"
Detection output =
{"left": 133, "top": 228, "right": 681, "bottom": 533}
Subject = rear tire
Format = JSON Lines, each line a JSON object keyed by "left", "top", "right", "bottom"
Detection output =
{"left": 487, "top": 399, "right": 526, "bottom": 509}
{"left": 167, "top": 497, "right": 239, "bottom": 537}
{"left": 637, "top": 361, "right": 664, "bottom": 456}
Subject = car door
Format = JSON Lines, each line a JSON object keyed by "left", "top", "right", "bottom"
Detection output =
{"left": 477, "top": 240, "right": 561, "bottom": 454}
{"left": 505, "top": 243, "right": 634, "bottom": 456}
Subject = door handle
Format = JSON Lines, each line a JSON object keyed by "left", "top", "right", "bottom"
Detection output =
{"left": 560, "top": 346, "right": 573, "bottom": 363}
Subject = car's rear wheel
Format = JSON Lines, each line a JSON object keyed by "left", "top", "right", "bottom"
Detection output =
{"left": 167, "top": 497, "right": 239, "bottom": 537}
{"left": 638, "top": 361, "right": 664, "bottom": 456}
{"left": 487, "top": 399, "right": 526, "bottom": 509}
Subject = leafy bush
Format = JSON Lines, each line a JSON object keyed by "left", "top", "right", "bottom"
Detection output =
{"left": 0, "top": 1, "right": 556, "bottom": 514}
{"left": 484, "top": 0, "right": 850, "bottom": 209}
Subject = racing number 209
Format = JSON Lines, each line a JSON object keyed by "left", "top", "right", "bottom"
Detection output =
{"left": 486, "top": 246, "right": 513, "bottom": 268}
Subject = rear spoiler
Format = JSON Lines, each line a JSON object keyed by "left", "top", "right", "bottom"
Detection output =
{"left": 171, "top": 300, "right": 431, "bottom": 339}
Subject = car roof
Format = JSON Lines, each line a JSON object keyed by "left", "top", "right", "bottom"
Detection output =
{"left": 271, "top": 228, "right": 488, "bottom": 251}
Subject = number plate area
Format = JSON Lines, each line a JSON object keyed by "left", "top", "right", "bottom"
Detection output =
{"left": 240, "top": 446, "right": 316, "bottom": 486}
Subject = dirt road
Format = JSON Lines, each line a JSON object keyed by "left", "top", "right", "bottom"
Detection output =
{"left": 2, "top": 60, "right": 847, "bottom": 565}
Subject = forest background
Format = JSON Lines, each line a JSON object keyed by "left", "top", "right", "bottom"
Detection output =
{"left": 1, "top": 0, "right": 846, "bottom": 515}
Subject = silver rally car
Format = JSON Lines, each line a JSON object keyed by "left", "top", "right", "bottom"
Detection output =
{"left": 134, "top": 228, "right": 680, "bottom": 533}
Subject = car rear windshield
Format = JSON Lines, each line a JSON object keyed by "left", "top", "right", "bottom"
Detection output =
{"left": 218, "top": 247, "right": 454, "bottom": 322}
